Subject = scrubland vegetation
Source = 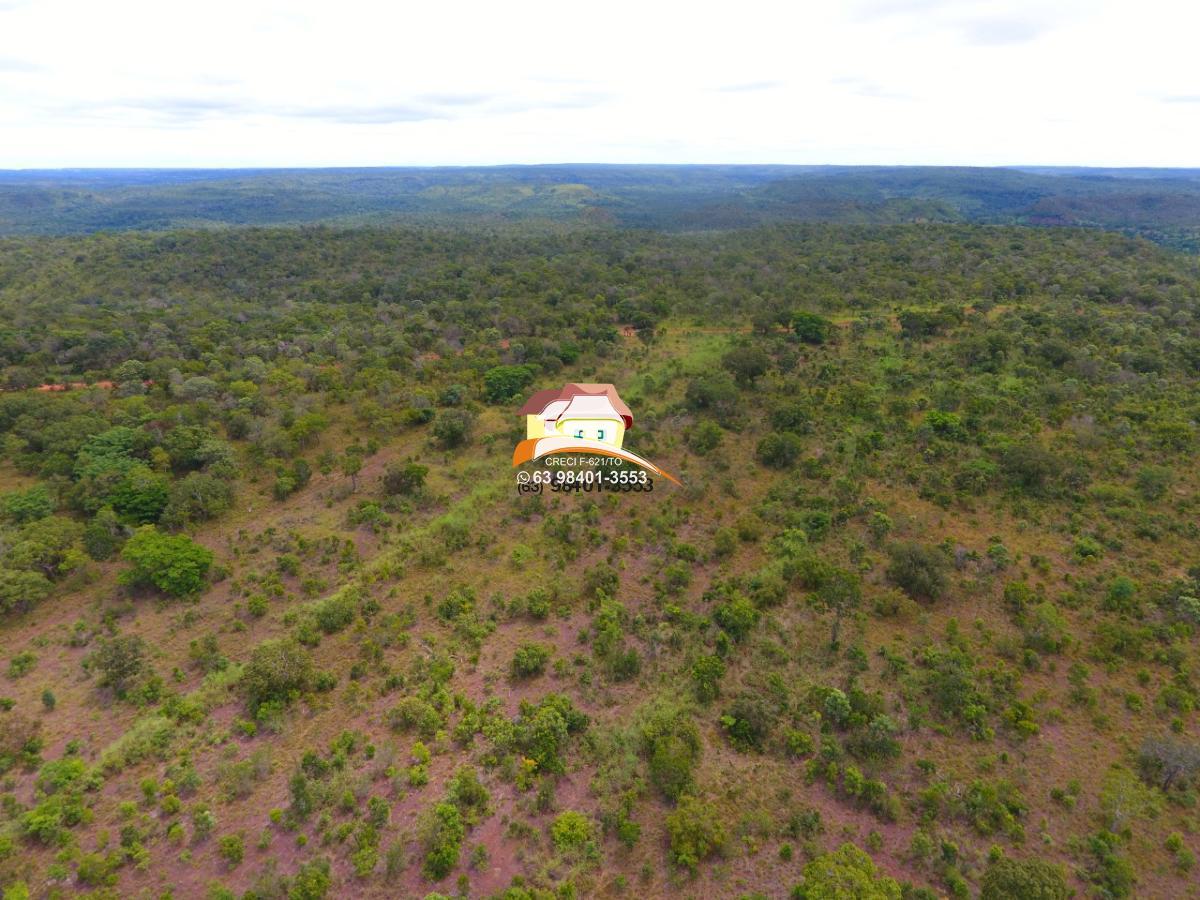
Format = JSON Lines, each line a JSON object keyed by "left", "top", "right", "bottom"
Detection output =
{"left": 0, "top": 221, "right": 1197, "bottom": 897}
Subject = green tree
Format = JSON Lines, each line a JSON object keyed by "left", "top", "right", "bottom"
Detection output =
{"left": 1, "top": 486, "right": 53, "bottom": 524}
{"left": 722, "top": 345, "right": 771, "bottom": 386}
{"left": 1138, "top": 736, "right": 1200, "bottom": 792}
{"left": 5, "top": 516, "right": 85, "bottom": 579}
{"left": 120, "top": 526, "right": 213, "bottom": 597}
{"left": 90, "top": 634, "right": 147, "bottom": 697}
{"left": 814, "top": 567, "right": 862, "bottom": 649}
{"left": 160, "top": 473, "right": 233, "bottom": 528}
{"left": 998, "top": 443, "right": 1062, "bottom": 496}
{"left": 341, "top": 451, "right": 363, "bottom": 492}
{"left": 1135, "top": 465, "right": 1172, "bottom": 501}
{"left": 382, "top": 461, "right": 428, "bottom": 496}
{"left": 684, "top": 373, "right": 740, "bottom": 422}
{"left": 109, "top": 464, "right": 170, "bottom": 524}
{"left": 82, "top": 506, "right": 124, "bottom": 561}
{"left": 482, "top": 364, "right": 535, "bottom": 404}
{"left": 0, "top": 570, "right": 53, "bottom": 615}
{"left": 112, "top": 359, "right": 148, "bottom": 387}
{"left": 792, "top": 311, "right": 833, "bottom": 345}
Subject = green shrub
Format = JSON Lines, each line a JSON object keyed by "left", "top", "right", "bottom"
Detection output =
{"left": 515, "top": 694, "right": 588, "bottom": 775}
{"left": 421, "top": 802, "right": 465, "bottom": 880}
{"left": 7, "top": 651, "right": 36, "bottom": 679}
{"left": 886, "top": 542, "right": 948, "bottom": 601}
{"left": 1086, "top": 830, "right": 1134, "bottom": 899}
{"left": 1135, "top": 465, "right": 1172, "bottom": 501}
{"left": 691, "top": 655, "right": 725, "bottom": 703}
{"left": 687, "top": 421, "right": 724, "bottom": 456}
{"left": 388, "top": 697, "right": 444, "bottom": 737}
{"left": 22, "top": 792, "right": 88, "bottom": 844}
{"left": 289, "top": 858, "right": 332, "bottom": 899}
{"left": 550, "top": 811, "right": 595, "bottom": 852}
{"left": 790, "top": 843, "right": 901, "bottom": 899}
{"left": 75, "top": 852, "right": 118, "bottom": 887}
{"left": 309, "top": 588, "right": 359, "bottom": 634}
{"left": 713, "top": 594, "right": 758, "bottom": 641}
{"left": 432, "top": 410, "right": 476, "bottom": 449}
{"left": 446, "top": 767, "right": 490, "bottom": 825}
{"left": 757, "top": 432, "right": 803, "bottom": 469}
{"left": 720, "top": 693, "right": 773, "bottom": 752}
{"left": 1023, "top": 602, "right": 1068, "bottom": 654}
{"left": 980, "top": 856, "right": 1068, "bottom": 900}
{"left": 641, "top": 706, "right": 702, "bottom": 801}
{"left": 242, "top": 638, "right": 313, "bottom": 711}
{"left": 218, "top": 832, "right": 245, "bottom": 867}
{"left": 523, "top": 589, "right": 551, "bottom": 619}
{"left": 963, "top": 779, "right": 1027, "bottom": 838}
{"left": 665, "top": 796, "right": 728, "bottom": 870}
{"left": 510, "top": 643, "right": 551, "bottom": 679}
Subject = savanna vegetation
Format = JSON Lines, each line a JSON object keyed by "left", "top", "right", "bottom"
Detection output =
{"left": 0, "top": 218, "right": 1197, "bottom": 897}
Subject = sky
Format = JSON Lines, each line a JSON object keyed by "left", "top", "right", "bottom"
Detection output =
{"left": 0, "top": 0, "right": 1197, "bottom": 168}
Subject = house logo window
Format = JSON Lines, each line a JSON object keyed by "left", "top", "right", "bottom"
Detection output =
{"left": 512, "top": 383, "right": 679, "bottom": 485}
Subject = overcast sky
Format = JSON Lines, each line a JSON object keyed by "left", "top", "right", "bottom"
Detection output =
{"left": 0, "top": 0, "right": 1196, "bottom": 168}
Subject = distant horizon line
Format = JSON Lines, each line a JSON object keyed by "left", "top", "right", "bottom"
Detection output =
{"left": 2, "top": 162, "right": 1199, "bottom": 173}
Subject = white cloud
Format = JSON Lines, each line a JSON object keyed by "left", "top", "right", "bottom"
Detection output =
{"left": 0, "top": 0, "right": 1197, "bottom": 166}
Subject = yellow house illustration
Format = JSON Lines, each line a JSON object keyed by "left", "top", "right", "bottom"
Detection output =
{"left": 512, "top": 383, "right": 679, "bottom": 484}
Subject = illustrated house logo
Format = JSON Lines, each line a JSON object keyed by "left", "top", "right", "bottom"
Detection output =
{"left": 512, "top": 383, "right": 679, "bottom": 484}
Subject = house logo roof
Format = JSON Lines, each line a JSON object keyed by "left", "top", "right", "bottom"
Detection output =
{"left": 518, "top": 383, "right": 633, "bottom": 428}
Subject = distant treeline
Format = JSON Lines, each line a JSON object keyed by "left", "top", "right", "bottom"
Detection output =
{"left": 2, "top": 165, "right": 1200, "bottom": 250}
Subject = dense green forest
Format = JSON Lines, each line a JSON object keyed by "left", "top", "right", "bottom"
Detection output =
{"left": 4, "top": 166, "right": 1200, "bottom": 252}
{"left": 0, "top": 220, "right": 1198, "bottom": 899}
